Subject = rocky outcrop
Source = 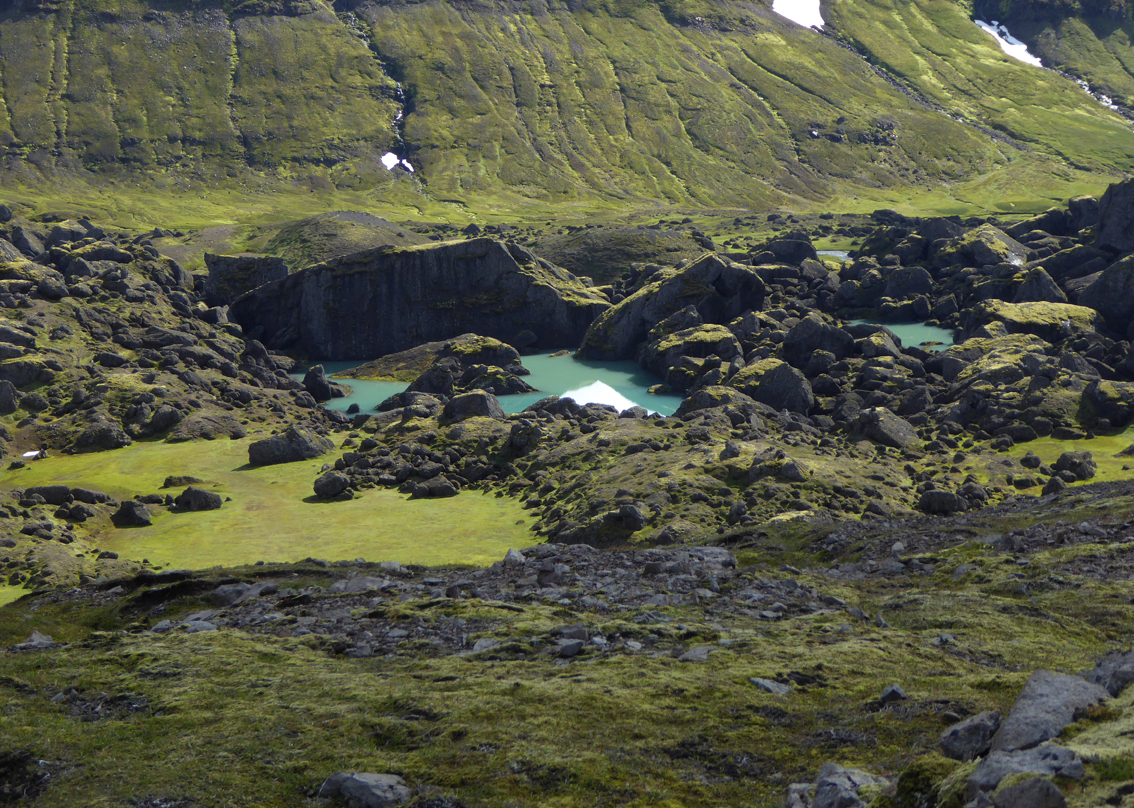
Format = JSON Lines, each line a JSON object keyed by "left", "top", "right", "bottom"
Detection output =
{"left": 1078, "top": 254, "right": 1134, "bottom": 335}
{"left": 578, "top": 254, "right": 764, "bottom": 361}
{"left": 228, "top": 239, "right": 609, "bottom": 359}
{"left": 203, "top": 253, "right": 289, "bottom": 306}
{"left": 1095, "top": 177, "right": 1134, "bottom": 253}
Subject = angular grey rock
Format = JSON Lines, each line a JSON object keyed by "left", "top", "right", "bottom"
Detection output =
{"left": 1053, "top": 451, "right": 1096, "bottom": 481}
{"left": 318, "top": 772, "right": 411, "bottom": 808}
{"left": 174, "top": 487, "right": 223, "bottom": 511}
{"left": 248, "top": 425, "right": 335, "bottom": 466}
{"left": 678, "top": 645, "right": 712, "bottom": 662}
{"left": 1013, "top": 268, "right": 1067, "bottom": 304}
{"left": 211, "top": 583, "right": 252, "bottom": 607}
{"left": 558, "top": 639, "right": 585, "bottom": 658}
{"left": 919, "top": 490, "right": 968, "bottom": 515}
{"left": 471, "top": 638, "right": 501, "bottom": 653}
{"left": 783, "top": 314, "right": 854, "bottom": 368}
{"left": 442, "top": 390, "right": 506, "bottom": 422}
{"left": 503, "top": 548, "right": 527, "bottom": 567}
{"left": 941, "top": 710, "right": 1001, "bottom": 761}
{"left": 730, "top": 358, "right": 814, "bottom": 414}
{"left": 879, "top": 683, "right": 907, "bottom": 704}
{"left": 1084, "top": 649, "right": 1134, "bottom": 697}
{"left": 183, "top": 620, "right": 218, "bottom": 633}
{"left": 230, "top": 239, "right": 607, "bottom": 357}
{"left": 302, "top": 364, "right": 344, "bottom": 402}
{"left": 991, "top": 670, "right": 1108, "bottom": 752}
{"left": 111, "top": 500, "right": 152, "bottom": 527}
{"left": 1095, "top": 177, "right": 1134, "bottom": 253}
{"left": 991, "top": 777, "right": 1066, "bottom": 808}
{"left": 967, "top": 744, "right": 1083, "bottom": 802}
{"left": 74, "top": 419, "right": 132, "bottom": 452}
{"left": 14, "top": 630, "right": 58, "bottom": 650}
{"left": 812, "top": 762, "right": 887, "bottom": 808}
{"left": 0, "top": 380, "right": 18, "bottom": 415}
{"left": 856, "top": 407, "right": 920, "bottom": 449}
{"left": 24, "top": 485, "right": 72, "bottom": 506}
{"left": 313, "top": 470, "right": 350, "bottom": 498}
{"left": 749, "top": 677, "right": 791, "bottom": 695}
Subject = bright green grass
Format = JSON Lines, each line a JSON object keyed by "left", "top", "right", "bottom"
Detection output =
{"left": 1009, "top": 426, "right": 1134, "bottom": 484}
{"left": 2, "top": 438, "right": 535, "bottom": 569}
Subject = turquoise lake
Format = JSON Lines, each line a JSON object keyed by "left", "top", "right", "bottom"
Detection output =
{"left": 849, "top": 320, "right": 954, "bottom": 352}
{"left": 300, "top": 353, "right": 686, "bottom": 416}
{"left": 299, "top": 320, "right": 954, "bottom": 416}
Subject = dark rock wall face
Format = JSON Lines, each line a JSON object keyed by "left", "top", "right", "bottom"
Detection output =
{"left": 228, "top": 239, "right": 610, "bottom": 359}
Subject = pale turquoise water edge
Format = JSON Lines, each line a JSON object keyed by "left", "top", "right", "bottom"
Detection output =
{"left": 299, "top": 321, "right": 953, "bottom": 416}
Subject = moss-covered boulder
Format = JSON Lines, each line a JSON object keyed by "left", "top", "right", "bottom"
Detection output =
{"left": 934, "top": 224, "right": 1031, "bottom": 269}
{"left": 639, "top": 324, "right": 742, "bottom": 392}
{"left": 729, "top": 358, "right": 813, "bottom": 414}
{"left": 341, "top": 334, "right": 524, "bottom": 382}
{"left": 578, "top": 254, "right": 764, "bottom": 361}
{"left": 960, "top": 300, "right": 1098, "bottom": 343}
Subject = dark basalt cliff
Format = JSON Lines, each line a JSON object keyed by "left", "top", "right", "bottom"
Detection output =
{"left": 227, "top": 238, "right": 611, "bottom": 359}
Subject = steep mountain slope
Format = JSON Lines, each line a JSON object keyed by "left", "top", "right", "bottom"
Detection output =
{"left": 0, "top": 0, "right": 1128, "bottom": 216}
{"left": 974, "top": 0, "right": 1134, "bottom": 109}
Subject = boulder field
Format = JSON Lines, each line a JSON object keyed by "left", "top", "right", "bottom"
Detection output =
{"left": 8, "top": 181, "right": 1134, "bottom": 807}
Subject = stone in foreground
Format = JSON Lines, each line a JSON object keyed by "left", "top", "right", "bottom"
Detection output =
{"left": 317, "top": 772, "right": 411, "bottom": 807}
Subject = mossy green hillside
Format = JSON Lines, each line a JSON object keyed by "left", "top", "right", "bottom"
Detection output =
{"left": 0, "top": 523, "right": 1129, "bottom": 807}
{"left": 0, "top": 0, "right": 1130, "bottom": 223}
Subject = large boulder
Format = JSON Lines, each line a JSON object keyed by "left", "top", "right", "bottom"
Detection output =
{"left": 934, "top": 224, "right": 1031, "bottom": 269}
{"left": 302, "top": 365, "right": 346, "bottom": 402}
{"left": 991, "top": 670, "right": 1109, "bottom": 752}
{"left": 313, "top": 471, "right": 350, "bottom": 498}
{"left": 959, "top": 300, "right": 1098, "bottom": 343}
{"left": 1095, "top": 177, "right": 1134, "bottom": 253}
{"left": 639, "top": 324, "right": 742, "bottom": 391}
{"left": 578, "top": 253, "right": 764, "bottom": 360}
{"left": 204, "top": 253, "right": 289, "bottom": 306}
{"left": 442, "top": 390, "right": 506, "bottom": 421}
{"left": 941, "top": 710, "right": 1001, "bottom": 761}
{"left": 782, "top": 314, "right": 854, "bottom": 370}
{"left": 729, "top": 358, "right": 813, "bottom": 414}
{"left": 856, "top": 407, "right": 920, "bottom": 449}
{"left": 1013, "top": 268, "right": 1067, "bottom": 304}
{"left": 228, "top": 239, "right": 608, "bottom": 358}
{"left": 317, "top": 772, "right": 411, "bottom": 807}
{"left": 173, "top": 487, "right": 223, "bottom": 511}
{"left": 1078, "top": 254, "right": 1134, "bottom": 335}
{"left": 966, "top": 745, "right": 1083, "bottom": 803}
{"left": 73, "top": 419, "right": 132, "bottom": 452}
{"left": 248, "top": 425, "right": 335, "bottom": 466}
{"left": 111, "top": 500, "right": 151, "bottom": 528}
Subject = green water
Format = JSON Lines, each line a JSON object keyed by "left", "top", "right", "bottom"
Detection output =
{"left": 300, "top": 352, "right": 685, "bottom": 416}
{"left": 849, "top": 319, "right": 954, "bottom": 352}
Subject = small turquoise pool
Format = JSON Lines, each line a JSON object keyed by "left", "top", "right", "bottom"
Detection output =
{"left": 849, "top": 320, "right": 954, "bottom": 352}
{"left": 297, "top": 352, "right": 685, "bottom": 416}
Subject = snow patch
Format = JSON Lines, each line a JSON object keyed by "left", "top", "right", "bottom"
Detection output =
{"left": 772, "top": 0, "right": 823, "bottom": 30}
{"left": 380, "top": 152, "right": 414, "bottom": 172}
{"left": 974, "top": 20, "right": 1043, "bottom": 67}
{"left": 560, "top": 381, "right": 644, "bottom": 413}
